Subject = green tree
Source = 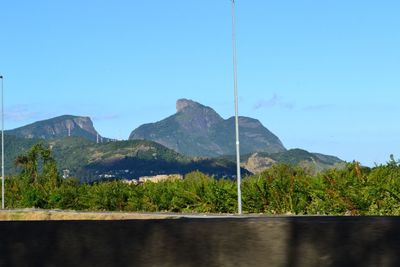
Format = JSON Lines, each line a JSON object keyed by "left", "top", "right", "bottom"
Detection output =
{"left": 14, "top": 143, "right": 61, "bottom": 208}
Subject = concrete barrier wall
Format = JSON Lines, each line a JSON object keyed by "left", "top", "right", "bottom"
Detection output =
{"left": 1, "top": 217, "right": 400, "bottom": 267}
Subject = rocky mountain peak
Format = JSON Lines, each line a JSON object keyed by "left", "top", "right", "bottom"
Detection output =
{"left": 176, "top": 99, "right": 202, "bottom": 113}
{"left": 174, "top": 99, "right": 224, "bottom": 132}
{"left": 6, "top": 115, "right": 105, "bottom": 142}
{"left": 67, "top": 116, "right": 97, "bottom": 135}
{"left": 130, "top": 99, "right": 286, "bottom": 157}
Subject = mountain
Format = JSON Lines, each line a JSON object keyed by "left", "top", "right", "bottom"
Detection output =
{"left": 5, "top": 135, "right": 248, "bottom": 182}
{"left": 129, "top": 99, "right": 286, "bottom": 157}
{"left": 3, "top": 107, "right": 343, "bottom": 180}
{"left": 4, "top": 135, "right": 342, "bottom": 182}
{"left": 242, "top": 149, "right": 344, "bottom": 174}
{"left": 6, "top": 115, "right": 107, "bottom": 142}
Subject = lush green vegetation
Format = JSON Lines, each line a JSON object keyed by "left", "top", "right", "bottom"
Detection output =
{"left": 3, "top": 145, "right": 400, "bottom": 215}
{"left": 4, "top": 136, "right": 247, "bottom": 181}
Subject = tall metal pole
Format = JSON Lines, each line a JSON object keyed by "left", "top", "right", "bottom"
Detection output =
{"left": 231, "top": 0, "right": 242, "bottom": 214}
{"left": 1, "top": 75, "right": 4, "bottom": 210}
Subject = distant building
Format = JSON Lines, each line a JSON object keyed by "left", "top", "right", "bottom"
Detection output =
{"left": 62, "top": 169, "right": 70, "bottom": 179}
{"left": 138, "top": 174, "right": 183, "bottom": 183}
{"left": 121, "top": 179, "right": 139, "bottom": 185}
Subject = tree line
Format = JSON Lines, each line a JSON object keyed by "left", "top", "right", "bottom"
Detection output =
{"left": 2, "top": 144, "right": 400, "bottom": 215}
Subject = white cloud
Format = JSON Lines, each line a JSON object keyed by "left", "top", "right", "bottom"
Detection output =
{"left": 254, "top": 94, "right": 294, "bottom": 110}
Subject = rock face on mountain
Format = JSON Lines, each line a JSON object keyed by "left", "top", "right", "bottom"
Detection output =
{"left": 243, "top": 153, "right": 276, "bottom": 174}
{"left": 242, "top": 149, "right": 344, "bottom": 174}
{"left": 129, "top": 99, "right": 286, "bottom": 157}
{"left": 6, "top": 115, "right": 105, "bottom": 142}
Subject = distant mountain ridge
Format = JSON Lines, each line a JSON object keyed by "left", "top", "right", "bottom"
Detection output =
{"left": 129, "top": 99, "right": 286, "bottom": 157}
{"left": 2, "top": 102, "right": 344, "bottom": 180}
{"left": 6, "top": 115, "right": 107, "bottom": 142}
{"left": 5, "top": 135, "right": 248, "bottom": 182}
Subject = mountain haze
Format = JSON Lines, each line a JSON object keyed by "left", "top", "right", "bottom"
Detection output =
{"left": 129, "top": 99, "right": 286, "bottom": 157}
{"left": 6, "top": 115, "right": 107, "bottom": 142}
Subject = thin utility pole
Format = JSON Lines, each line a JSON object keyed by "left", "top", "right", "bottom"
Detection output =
{"left": 231, "top": 0, "right": 242, "bottom": 215}
{"left": 1, "top": 75, "right": 4, "bottom": 209}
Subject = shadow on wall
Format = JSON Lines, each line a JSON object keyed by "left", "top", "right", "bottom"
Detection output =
{"left": 285, "top": 217, "right": 400, "bottom": 267}
{"left": 0, "top": 217, "right": 400, "bottom": 267}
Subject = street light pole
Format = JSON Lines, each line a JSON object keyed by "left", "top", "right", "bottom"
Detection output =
{"left": 231, "top": 0, "right": 242, "bottom": 215}
{"left": 0, "top": 75, "right": 4, "bottom": 210}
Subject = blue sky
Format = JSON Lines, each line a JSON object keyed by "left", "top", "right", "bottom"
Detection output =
{"left": 1, "top": 0, "right": 399, "bottom": 166}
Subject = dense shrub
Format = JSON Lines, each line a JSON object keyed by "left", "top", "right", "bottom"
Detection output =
{"left": 3, "top": 146, "right": 400, "bottom": 215}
